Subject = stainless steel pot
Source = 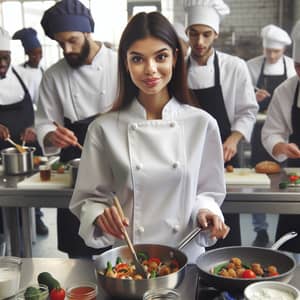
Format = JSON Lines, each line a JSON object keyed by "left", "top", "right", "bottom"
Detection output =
{"left": 69, "top": 158, "right": 80, "bottom": 187}
{"left": 1, "top": 147, "right": 35, "bottom": 175}
{"left": 94, "top": 228, "right": 202, "bottom": 299}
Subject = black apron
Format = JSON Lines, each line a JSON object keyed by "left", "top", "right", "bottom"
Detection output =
{"left": 275, "top": 81, "right": 300, "bottom": 252}
{"left": 57, "top": 116, "right": 111, "bottom": 257}
{"left": 251, "top": 58, "right": 287, "bottom": 166}
{"left": 188, "top": 53, "right": 241, "bottom": 247}
{"left": 0, "top": 68, "right": 41, "bottom": 154}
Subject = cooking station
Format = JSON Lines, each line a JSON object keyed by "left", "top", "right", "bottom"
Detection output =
{"left": 19, "top": 258, "right": 300, "bottom": 300}
{"left": 0, "top": 168, "right": 300, "bottom": 257}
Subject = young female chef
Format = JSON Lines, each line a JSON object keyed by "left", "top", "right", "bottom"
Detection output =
{"left": 262, "top": 20, "right": 300, "bottom": 261}
{"left": 70, "top": 11, "right": 229, "bottom": 262}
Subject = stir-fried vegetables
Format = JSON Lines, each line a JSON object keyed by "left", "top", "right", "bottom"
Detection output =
{"left": 211, "top": 257, "right": 280, "bottom": 279}
{"left": 98, "top": 253, "right": 180, "bottom": 280}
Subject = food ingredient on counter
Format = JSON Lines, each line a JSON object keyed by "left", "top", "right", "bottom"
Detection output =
{"left": 226, "top": 165, "right": 234, "bottom": 172}
{"left": 279, "top": 173, "right": 300, "bottom": 189}
{"left": 50, "top": 287, "right": 66, "bottom": 300}
{"left": 0, "top": 267, "right": 20, "bottom": 299}
{"left": 250, "top": 287, "right": 295, "bottom": 300}
{"left": 24, "top": 286, "right": 44, "bottom": 300}
{"left": 255, "top": 160, "right": 281, "bottom": 174}
{"left": 37, "top": 272, "right": 60, "bottom": 292}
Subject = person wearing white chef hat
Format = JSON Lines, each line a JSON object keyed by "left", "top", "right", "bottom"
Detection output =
{"left": 184, "top": 0, "right": 258, "bottom": 249}
{"left": 262, "top": 20, "right": 300, "bottom": 259}
{"left": 0, "top": 27, "right": 39, "bottom": 239}
{"left": 247, "top": 25, "right": 295, "bottom": 248}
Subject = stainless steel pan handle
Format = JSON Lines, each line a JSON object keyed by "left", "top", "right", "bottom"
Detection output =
{"left": 271, "top": 231, "right": 298, "bottom": 250}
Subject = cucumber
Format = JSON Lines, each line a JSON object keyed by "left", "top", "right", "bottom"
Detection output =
{"left": 37, "top": 272, "right": 60, "bottom": 291}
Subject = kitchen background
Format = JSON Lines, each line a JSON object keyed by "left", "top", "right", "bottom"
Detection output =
{"left": 0, "top": 0, "right": 298, "bottom": 257}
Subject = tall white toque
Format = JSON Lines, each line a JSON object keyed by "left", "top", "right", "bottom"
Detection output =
{"left": 292, "top": 20, "right": 300, "bottom": 63}
{"left": 184, "top": 0, "right": 230, "bottom": 34}
{"left": 261, "top": 24, "right": 291, "bottom": 50}
{"left": 0, "top": 27, "right": 10, "bottom": 51}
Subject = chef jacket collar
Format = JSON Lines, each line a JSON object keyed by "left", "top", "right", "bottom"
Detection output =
{"left": 189, "top": 50, "right": 215, "bottom": 66}
{"left": 130, "top": 97, "right": 181, "bottom": 120}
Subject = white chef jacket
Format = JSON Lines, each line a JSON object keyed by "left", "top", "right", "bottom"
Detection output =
{"left": 247, "top": 55, "right": 296, "bottom": 85}
{"left": 70, "top": 97, "right": 226, "bottom": 263}
{"left": 18, "top": 63, "right": 44, "bottom": 107}
{"left": 0, "top": 65, "right": 30, "bottom": 105}
{"left": 35, "top": 44, "right": 118, "bottom": 156}
{"left": 262, "top": 75, "right": 300, "bottom": 162}
{"left": 187, "top": 51, "right": 258, "bottom": 142}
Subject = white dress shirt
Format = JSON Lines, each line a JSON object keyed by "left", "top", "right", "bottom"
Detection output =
{"left": 247, "top": 55, "right": 296, "bottom": 85}
{"left": 35, "top": 44, "right": 118, "bottom": 155}
{"left": 187, "top": 50, "right": 258, "bottom": 142}
{"left": 262, "top": 75, "right": 300, "bottom": 162}
{"left": 70, "top": 98, "right": 226, "bottom": 263}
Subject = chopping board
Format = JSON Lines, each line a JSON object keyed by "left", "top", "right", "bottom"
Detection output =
{"left": 284, "top": 168, "right": 300, "bottom": 175}
{"left": 225, "top": 168, "right": 270, "bottom": 185}
{"left": 17, "top": 172, "right": 71, "bottom": 189}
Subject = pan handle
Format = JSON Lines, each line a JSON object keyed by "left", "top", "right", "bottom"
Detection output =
{"left": 271, "top": 231, "right": 298, "bottom": 250}
{"left": 178, "top": 227, "right": 202, "bottom": 250}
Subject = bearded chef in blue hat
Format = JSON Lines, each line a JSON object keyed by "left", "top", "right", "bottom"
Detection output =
{"left": 12, "top": 28, "right": 43, "bottom": 107}
{"left": 247, "top": 25, "right": 296, "bottom": 248}
{"left": 36, "top": 0, "right": 118, "bottom": 258}
{"left": 184, "top": 0, "right": 258, "bottom": 248}
{"left": 262, "top": 20, "right": 300, "bottom": 259}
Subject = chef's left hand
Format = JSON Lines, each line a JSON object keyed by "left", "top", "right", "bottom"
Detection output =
{"left": 21, "top": 127, "right": 37, "bottom": 143}
{"left": 223, "top": 131, "right": 243, "bottom": 162}
{"left": 197, "top": 209, "right": 230, "bottom": 239}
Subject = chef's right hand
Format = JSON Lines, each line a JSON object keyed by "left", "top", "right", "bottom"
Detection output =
{"left": 45, "top": 126, "right": 78, "bottom": 149}
{"left": 273, "top": 142, "right": 300, "bottom": 159}
{"left": 255, "top": 89, "right": 270, "bottom": 102}
{"left": 95, "top": 206, "right": 129, "bottom": 240}
{"left": 0, "top": 124, "right": 9, "bottom": 140}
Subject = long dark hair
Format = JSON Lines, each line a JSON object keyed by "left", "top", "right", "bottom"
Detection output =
{"left": 113, "top": 11, "right": 195, "bottom": 111}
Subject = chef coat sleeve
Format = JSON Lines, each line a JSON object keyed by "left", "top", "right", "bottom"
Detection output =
{"left": 262, "top": 81, "right": 294, "bottom": 162}
{"left": 69, "top": 121, "right": 116, "bottom": 248}
{"left": 35, "top": 70, "right": 65, "bottom": 156}
{"left": 192, "top": 117, "right": 226, "bottom": 247}
{"left": 231, "top": 59, "right": 258, "bottom": 142}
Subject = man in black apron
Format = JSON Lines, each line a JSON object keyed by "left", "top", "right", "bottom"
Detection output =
{"left": 262, "top": 20, "right": 300, "bottom": 259}
{"left": 37, "top": 0, "right": 118, "bottom": 258}
{"left": 184, "top": 0, "right": 258, "bottom": 248}
{"left": 0, "top": 27, "right": 43, "bottom": 247}
{"left": 247, "top": 24, "right": 295, "bottom": 247}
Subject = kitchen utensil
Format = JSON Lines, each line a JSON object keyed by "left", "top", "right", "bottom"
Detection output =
{"left": 112, "top": 194, "right": 148, "bottom": 279}
{"left": 244, "top": 281, "right": 300, "bottom": 300}
{"left": 66, "top": 282, "right": 97, "bottom": 300}
{"left": 143, "top": 288, "right": 181, "bottom": 300}
{"left": 94, "top": 227, "right": 202, "bottom": 299}
{"left": 196, "top": 231, "right": 298, "bottom": 292}
{"left": 5, "top": 137, "right": 27, "bottom": 153}
{"left": 1, "top": 147, "right": 35, "bottom": 175}
{"left": 0, "top": 256, "right": 22, "bottom": 299}
{"left": 53, "top": 121, "right": 83, "bottom": 150}
{"left": 69, "top": 158, "right": 80, "bottom": 188}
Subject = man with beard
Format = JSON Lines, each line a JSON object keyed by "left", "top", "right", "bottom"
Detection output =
{"left": 184, "top": 0, "right": 258, "bottom": 248}
{"left": 36, "top": 0, "right": 118, "bottom": 258}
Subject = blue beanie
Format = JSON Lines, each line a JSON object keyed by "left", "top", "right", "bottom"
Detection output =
{"left": 41, "top": 0, "right": 94, "bottom": 39}
{"left": 12, "top": 28, "right": 41, "bottom": 52}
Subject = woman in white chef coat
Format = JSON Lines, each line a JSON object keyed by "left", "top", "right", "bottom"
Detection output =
{"left": 70, "top": 11, "right": 229, "bottom": 263}
{"left": 184, "top": 0, "right": 258, "bottom": 248}
{"left": 247, "top": 25, "right": 295, "bottom": 248}
{"left": 262, "top": 20, "right": 300, "bottom": 257}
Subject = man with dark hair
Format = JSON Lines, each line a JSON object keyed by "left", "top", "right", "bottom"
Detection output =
{"left": 36, "top": 0, "right": 118, "bottom": 258}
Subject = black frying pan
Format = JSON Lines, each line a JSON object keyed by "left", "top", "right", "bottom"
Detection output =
{"left": 196, "top": 246, "right": 296, "bottom": 292}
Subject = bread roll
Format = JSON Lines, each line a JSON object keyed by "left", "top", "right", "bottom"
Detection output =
{"left": 255, "top": 161, "right": 281, "bottom": 174}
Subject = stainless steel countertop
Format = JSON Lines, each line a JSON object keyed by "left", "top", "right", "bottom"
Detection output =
{"left": 1, "top": 169, "right": 300, "bottom": 257}
{"left": 19, "top": 258, "right": 300, "bottom": 300}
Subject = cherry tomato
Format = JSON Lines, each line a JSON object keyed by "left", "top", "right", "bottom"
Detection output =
{"left": 289, "top": 175, "right": 300, "bottom": 182}
{"left": 148, "top": 258, "right": 161, "bottom": 265}
{"left": 242, "top": 269, "right": 256, "bottom": 278}
{"left": 269, "top": 271, "right": 279, "bottom": 277}
{"left": 50, "top": 287, "right": 65, "bottom": 300}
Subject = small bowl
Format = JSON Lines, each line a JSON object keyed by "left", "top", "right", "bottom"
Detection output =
{"left": 244, "top": 281, "right": 300, "bottom": 300}
{"left": 15, "top": 284, "right": 49, "bottom": 300}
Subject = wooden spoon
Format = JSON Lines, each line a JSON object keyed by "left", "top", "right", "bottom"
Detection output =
{"left": 6, "top": 137, "right": 27, "bottom": 153}
{"left": 53, "top": 121, "right": 83, "bottom": 150}
{"left": 112, "top": 194, "right": 148, "bottom": 278}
